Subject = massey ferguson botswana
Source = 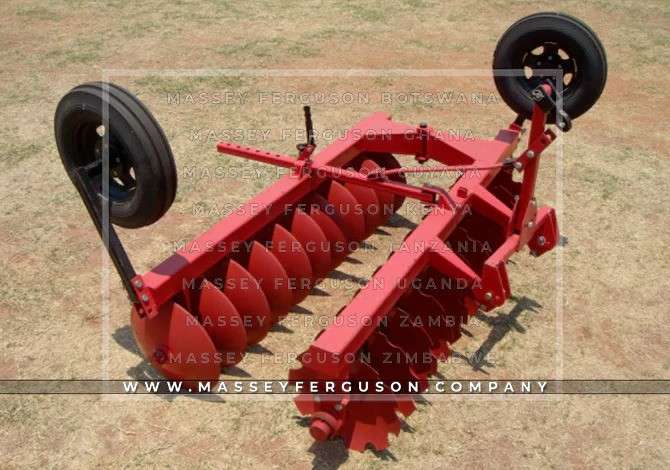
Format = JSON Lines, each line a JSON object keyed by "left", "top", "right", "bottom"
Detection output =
{"left": 54, "top": 13, "right": 606, "bottom": 451}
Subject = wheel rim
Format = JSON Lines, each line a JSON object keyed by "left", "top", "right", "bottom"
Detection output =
{"left": 73, "top": 119, "right": 137, "bottom": 203}
{"left": 520, "top": 41, "right": 579, "bottom": 93}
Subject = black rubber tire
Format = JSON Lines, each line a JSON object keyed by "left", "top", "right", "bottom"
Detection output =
{"left": 55, "top": 82, "right": 176, "bottom": 228}
{"left": 493, "top": 12, "right": 607, "bottom": 120}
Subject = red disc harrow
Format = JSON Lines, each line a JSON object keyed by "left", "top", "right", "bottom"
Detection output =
{"left": 54, "top": 11, "right": 607, "bottom": 452}
{"left": 135, "top": 88, "right": 558, "bottom": 450}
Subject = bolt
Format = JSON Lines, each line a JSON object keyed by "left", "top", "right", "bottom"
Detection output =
{"left": 513, "top": 161, "right": 523, "bottom": 170}
{"left": 527, "top": 220, "right": 535, "bottom": 228}
{"left": 310, "top": 418, "right": 334, "bottom": 442}
{"left": 141, "top": 294, "right": 150, "bottom": 303}
{"left": 484, "top": 291, "right": 493, "bottom": 301}
{"left": 526, "top": 150, "right": 535, "bottom": 159}
{"left": 531, "top": 198, "right": 537, "bottom": 207}
{"left": 334, "top": 403, "right": 343, "bottom": 411}
{"left": 558, "top": 121, "right": 566, "bottom": 129}
{"left": 134, "top": 279, "right": 143, "bottom": 288}
{"left": 537, "top": 235, "right": 546, "bottom": 246}
{"left": 153, "top": 348, "right": 167, "bottom": 364}
{"left": 96, "top": 125, "right": 106, "bottom": 137}
{"left": 419, "top": 122, "right": 428, "bottom": 128}
{"left": 514, "top": 195, "right": 520, "bottom": 201}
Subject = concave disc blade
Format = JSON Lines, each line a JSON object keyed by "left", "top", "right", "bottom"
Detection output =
{"left": 271, "top": 224, "right": 313, "bottom": 304}
{"left": 425, "top": 277, "right": 467, "bottom": 346}
{"left": 130, "top": 302, "right": 220, "bottom": 381}
{"left": 309, "top": 206, "right": 349, "bottom": 268}
{"left": 310, "top": 193, "right": 354, "bottom": 257}
{"left": 345, "top": 178, "right": 382, "bottom": 236}
{"left": 398, "top": 289, "right": 451, "bottom": 360}
{"left": 340, "top": 360, "right": 402, "bottom": 452}
{"left": 359, "top": 159, "right": 396, "bottom": 224}
{"left": 367, "top": 329, "right": 421, "bottom": 387}
{"left": 386, "top": 307, "right": 437, "bottom": 384}
{"left": 223, "top": 260, "right": 273, "bottom": 345}
{"left": 326, "top": 180, "right": 366, "bottom": 241}
{"left": 247, "top": 241, "right": 293, "bottom": 321}
{"left": 197, "top": 279, "right": 247, "bottom": 366}
{"left": 291, "top": 208, "right": 332, "bottom": 280}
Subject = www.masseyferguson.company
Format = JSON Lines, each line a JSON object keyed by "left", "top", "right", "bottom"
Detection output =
{"left": 122, "top": 380, "right": 549, "bottom": 395}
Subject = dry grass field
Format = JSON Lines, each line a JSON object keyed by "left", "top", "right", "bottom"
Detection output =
{"left": 0, "top": 0, "right": 669, "bottom": 468}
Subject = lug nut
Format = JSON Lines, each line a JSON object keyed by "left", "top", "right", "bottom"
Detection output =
{"left": 141, "top": 294, "right": 150, "bottom": 303}
{"left": 134, "top": 279, "right": 143, "bottom": 289}
{"left": 526, "top": 150, "right": 535, "bottom": 159}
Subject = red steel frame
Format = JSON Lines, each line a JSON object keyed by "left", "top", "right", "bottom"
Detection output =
{"left": 130, "top": 97, "right": 558, "bottom": 327}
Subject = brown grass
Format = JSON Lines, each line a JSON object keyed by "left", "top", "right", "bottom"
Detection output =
{"left": 0, "top": 0, "right": 669, "bottom": 468}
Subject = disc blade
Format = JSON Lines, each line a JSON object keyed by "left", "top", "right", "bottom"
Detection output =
{"left": 367, "top": 330, "right": 421, "bottom": 387}
{"left": 345, "top": 179, "right": 382, "bottom": 236}
{"left": 223, "top": 260, "right": 273, "bottom": 345}
{"left": 197, "top": 279, "right": 247, "bottom": 366}
{"left": 291, "top": 209, "right": 332, "bottom": 280}
{"left": 359, "top": 159, "right": 396, "bottom": 224}
{"left": 309, "top": 206, "right": 348, "bottom": 268}
{"left": 271, "top": 224, "right": 313, "bottom": 303}
{"left": 398, "top": 289, "right": 451, "bottom": 360}
{"left": 340, "top": 360, "right": 403, "bottom": 452}
{"left": 386, "top": 308, "right": 437, "bottom": 384}
{"left": 427, "top": 279, "right": 467, "bottom": 346}
{"left": 326, "top": 180, "right": 366, "bottom": 241}
{"left": 310, "top": 193, "right": 354, "bottom": 257}
{"left": 247, "top": 241, "right": 292, "bottom": 320}
{"left": 130, "top": 302, "right": 220, "bottom": 381}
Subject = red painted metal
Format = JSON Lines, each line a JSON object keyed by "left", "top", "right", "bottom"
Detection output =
{"left": 126, "top": 97, "right": 559, "bottom": 452}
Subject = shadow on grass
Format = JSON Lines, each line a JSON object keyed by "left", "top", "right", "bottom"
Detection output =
{"left": 452, "top": 294, "right": 542, "bottom": 373}
{"left": 294, "top": 415, "right": 399, "bottom": 468}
